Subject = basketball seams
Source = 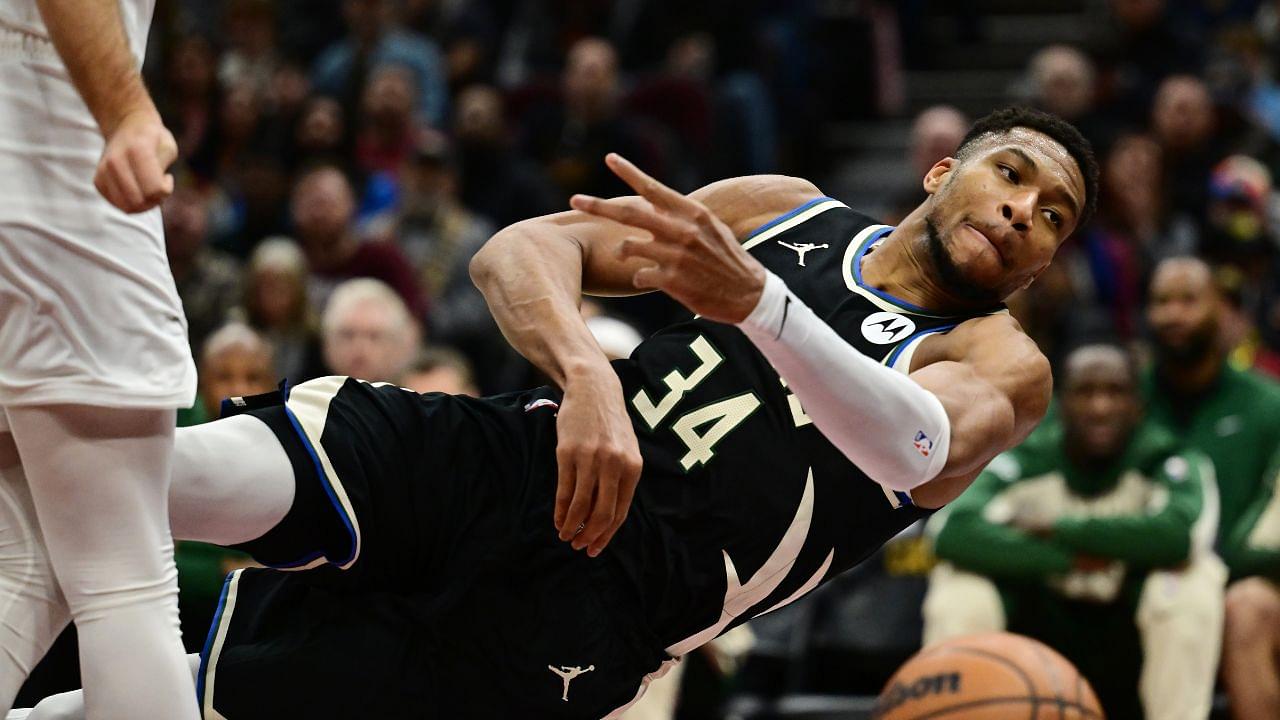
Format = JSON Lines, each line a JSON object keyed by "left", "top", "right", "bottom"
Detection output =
{"left": 895, "top": 695, "right": 1105, "bottom": 720}
{"left": 1025, "top": 640, "right": 1067, "bottom": 719}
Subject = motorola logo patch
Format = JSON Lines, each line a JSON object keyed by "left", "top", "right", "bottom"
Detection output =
{"left": 860, "top": 312, "right": 916, "bottom": 344}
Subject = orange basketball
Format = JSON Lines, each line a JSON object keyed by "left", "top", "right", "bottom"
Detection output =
{"left": 873, "top": 632, "right": 1105, "bottom": 719}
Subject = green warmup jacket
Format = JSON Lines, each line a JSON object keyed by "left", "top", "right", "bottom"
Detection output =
{"left": 1142, "top": 363, "right": 1280, "bottom": 578}
{"left": 1223, "top": 447, "right": 1280, "bottom": 581}
{"left": 933, "top": 420, "right": 1215, "bottom": 604}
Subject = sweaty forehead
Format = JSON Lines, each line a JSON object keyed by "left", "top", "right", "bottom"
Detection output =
{"left": 971, "top": 128, "right": 1085, "bottom": 202}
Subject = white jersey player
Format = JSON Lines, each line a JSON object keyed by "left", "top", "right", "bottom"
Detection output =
{"left": 0, "top": 1, "right": 199, "bottom": 718}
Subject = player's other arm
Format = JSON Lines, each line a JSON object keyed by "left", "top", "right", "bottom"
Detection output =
{"left": 35, "top": 0, "right": 177, "bottom": 212}
{"left": 470, "top": 170, "right": 820, "bottom": 554}
{"left": 906, "top": 315, "right": 1052, "bottom": 507}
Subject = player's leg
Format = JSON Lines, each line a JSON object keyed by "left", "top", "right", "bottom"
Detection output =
{"left": 169, "top": 414, "right": 295, "bottom": 546}
{"left": 921, "top": 562, "right": 1006, "bottom": 645}
{"left": 8, "top": 654, "right": 202, "bottom": 720}
{"left": 0, "top": 429, "right": 68, "bottom": 713}
{"left": 1135, "top": 556, "right": 1227, "bottom": 720}
{"left": 1223, "top": 576, "right": 1280, "bottom": 720}
{"left": 7, "top": 405, "right": 198, "bottom": 720}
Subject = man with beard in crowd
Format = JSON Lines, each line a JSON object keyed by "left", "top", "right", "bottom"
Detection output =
{"left": 1141, "top": 257, "right": 1280, "bottom": 719}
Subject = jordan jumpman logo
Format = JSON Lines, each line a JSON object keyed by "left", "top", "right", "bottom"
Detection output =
{"left": 548, "top": 664, "right": 595, "bottom": 701}
{"left": 777, "top": 241, "right": 829, "bottom": 267}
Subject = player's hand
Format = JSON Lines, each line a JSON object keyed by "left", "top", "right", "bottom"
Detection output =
{"left": 95, "top": 110, "right": 178, "bottom": 214}
{"left": 555, "top": 363, "right": 644, "bottom": 557}
{"left": 569, "top": 154, "right": 767, "bottom": 324}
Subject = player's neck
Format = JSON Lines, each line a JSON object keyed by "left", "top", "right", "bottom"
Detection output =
{"left": 862, "top": 214, "right": 993, "bottom": 315}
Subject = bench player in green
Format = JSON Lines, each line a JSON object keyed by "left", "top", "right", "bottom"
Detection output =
{"left": 924, "top": 343, "right": 1224, "bottom": 719}
{"left": 1144, "top": 258, "right": 1280, "bottom": 720}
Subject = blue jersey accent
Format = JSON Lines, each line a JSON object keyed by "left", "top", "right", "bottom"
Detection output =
{"left": 282, "top": 401, "right": 359, "bottom": 568}
{"left": 885, "top": 324, "right": 959, "bottom": 368}
{"left": 196, "top": 570, "right": 237, "bottom": 707}
{"left": 744, "top": 196, "right": 838, "bottom": 240}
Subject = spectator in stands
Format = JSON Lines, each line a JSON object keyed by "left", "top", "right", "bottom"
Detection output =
{"left": 218, "top": 0, "right": 280, "bottom": 97}
{"left": 164, "top": 186, "right": 242, "bottom": 356}
{"left": 290, "top": 163, "right": 425, "bottom": 318}
{"left": 1151, "top": 75, "right": 1221, "bottom": 229}
{"left": 1096, "top": 0, "right": 1204, "bottom": 124}
{"left": 1026, "top": 45, "right": 1109, "bottom": 150}
{"left": 239, "top": 237, "right": 326, "bottom": 383}
{"left": 291, "top": 95, "right": 349, "bottom": 169}
{"left": 926, "top": 343, "right": 1225, "bottom": 719}
{"left": 321, "top": 277, "right": 420, "bottom": 382}
{"left": 195, "top": 322, "right": 276, "bottom": 422}
{"left": 1143, "top": 258, "right": 1280, "bottom": 572}
{"left": 888, "top": 105, "right": 969, "bottom": 222}
{"left": 398, "top": 346, "right": 477, "bottom": 396}
{"left": 312, "top": 0, "right": 447, "bottom": 127}
{"left": 355, "top": 63, "right": 421, "bottom": 178}
{"left": 161, "top": 34, "right": 221, "bottom": 165}
{"left": 452, "top": 84, "right": 557, "bottom": 229}
{"left": 521, "top": 36, "right": 667, "bottom": 203}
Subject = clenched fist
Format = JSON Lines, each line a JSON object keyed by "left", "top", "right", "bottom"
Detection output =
{"left": 95, "top": 110, "right": 178, "bottom": 214}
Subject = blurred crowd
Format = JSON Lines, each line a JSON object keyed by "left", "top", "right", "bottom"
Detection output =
{"left": 20, "top": 0, "right": 1280, "bottom": 718}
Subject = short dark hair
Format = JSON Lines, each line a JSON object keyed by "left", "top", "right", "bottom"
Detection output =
{"left": 955, "top": 106, "right": 1099, "bottom": 229}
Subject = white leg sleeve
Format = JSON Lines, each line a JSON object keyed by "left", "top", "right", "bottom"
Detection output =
{"left": 15, "top": 654, "right": 202, "bottom": 720}
{"left": 922, "top": 563, "right": 1006, "bottom": 646}
{"left": 737, "top": 271, "right": 950, "bottom": 491}
{"left": 0, "top": 441, "right": 69, "bottom": 714}
{"left": 1136, "top": 555, "right": 1228, "bottom": 720}
{"left": 7, "top": 406, "right": 199, "bottom": 720}
{"left": 170, "top": 415, "right": 294, "bottom": 546}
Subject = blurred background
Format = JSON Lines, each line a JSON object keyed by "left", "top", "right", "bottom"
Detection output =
{"left": 20, "top": 0, "right": 1280, "bottom": 718}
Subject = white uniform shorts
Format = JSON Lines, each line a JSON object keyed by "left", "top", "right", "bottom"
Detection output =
{"left": 0, "top": 24, "right": 196, "bottom": 413}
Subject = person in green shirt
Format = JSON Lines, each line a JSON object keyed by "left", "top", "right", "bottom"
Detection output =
{"left": 1140, "top": 258, "right": 1280, "bottom": 720}
{"left": 925, "top": 343, "right": 1226, "bottom": 720}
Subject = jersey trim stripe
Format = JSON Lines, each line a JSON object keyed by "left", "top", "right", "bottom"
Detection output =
{"left": 197, "top": 569, "right": 242, "bottom": 720}
{"left": 886, "top": 324, "right": 959, "bottom": 372}
{"left": 283, "top": 376, "right": 363, "bottom": 570}
{"left": 742, "top": 197, "right": 846, "bottom": 251}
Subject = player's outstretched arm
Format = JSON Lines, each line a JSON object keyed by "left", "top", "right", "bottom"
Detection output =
{"left": 571, "top": 155, "right": 1052, "bottom": 509}
{"left": 471, "top": 168, "right": 818, "bottom": 554}
{"left": 35, "top": 0, "right": 177, "bottom": 213}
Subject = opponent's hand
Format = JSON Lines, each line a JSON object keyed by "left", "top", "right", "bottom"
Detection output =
{"left": 554, "top": 363, "right": 644, "bottom": 557}
{"left": 569, "top": 154, "right": 767, "bottom": 324}
{"left": 95, "top": 110, "right": 178, "bottom": 214}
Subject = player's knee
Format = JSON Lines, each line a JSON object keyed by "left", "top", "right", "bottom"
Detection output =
{"left": 28, "top": 690, "right": 85, "bottom": 720}
{"left": 1225, "top": 577, "right": 1280, "bottom": 645}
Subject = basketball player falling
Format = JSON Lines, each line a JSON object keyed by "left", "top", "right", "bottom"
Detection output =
{"left": 15, "top": 107, "right": 1097, "bottom": 720}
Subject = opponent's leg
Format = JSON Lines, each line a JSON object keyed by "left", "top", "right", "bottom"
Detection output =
{"left": 921, "top": 562, "right": 1006, "bottom": 645}
{"left": 7, "top": 405, "right": 197, "bottom": 720}
{"left": 1223, "top": 576, "right": 1280, "bottom": 720}
{"left": 10, "top": 654, "right": 202, "bottom": 720}
{"left": 170, "top": 415, "right": 295, "bottom": 546}
{"left": 1135, "top": 557, "right": 1226, "bottom": 720}
{"left": 0, "top": 431, "right": 69, "bottom": 713}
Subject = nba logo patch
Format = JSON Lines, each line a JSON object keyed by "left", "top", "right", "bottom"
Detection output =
{"left": 913, "top": 430, "right": 933, "bottom": 457}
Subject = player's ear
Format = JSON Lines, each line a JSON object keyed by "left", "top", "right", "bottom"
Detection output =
{"left": 923, "top": 158, "right": 955, "bottom": 195}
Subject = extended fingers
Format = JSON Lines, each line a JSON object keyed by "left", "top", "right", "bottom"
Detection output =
{"left": 604, "top": 153, "right": 696, "bottom": 214}
{"left": 570, "top": 194, "right": 689, "bottom": 241}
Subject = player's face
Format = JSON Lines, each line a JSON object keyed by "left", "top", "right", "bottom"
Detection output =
{"left": 1147, "top": 263, "right": 1219, "bottom": 363}
{"left": 1061, "top": 349, "right": 1140, "bottom": 461}
{"left": 923, "top": 128, "right": 1085, "bottom": 304}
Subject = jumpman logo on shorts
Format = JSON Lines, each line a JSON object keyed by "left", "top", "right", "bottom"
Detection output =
{"left": 777, "top": 241, "right": 829, "bottom": 267}
{"left": 548, "top": 664, "right": 595, "bottom": 701}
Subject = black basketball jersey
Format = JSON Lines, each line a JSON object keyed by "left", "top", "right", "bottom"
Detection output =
{"left": 608, "top": 197, "right": 1004, "bottom": 655}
